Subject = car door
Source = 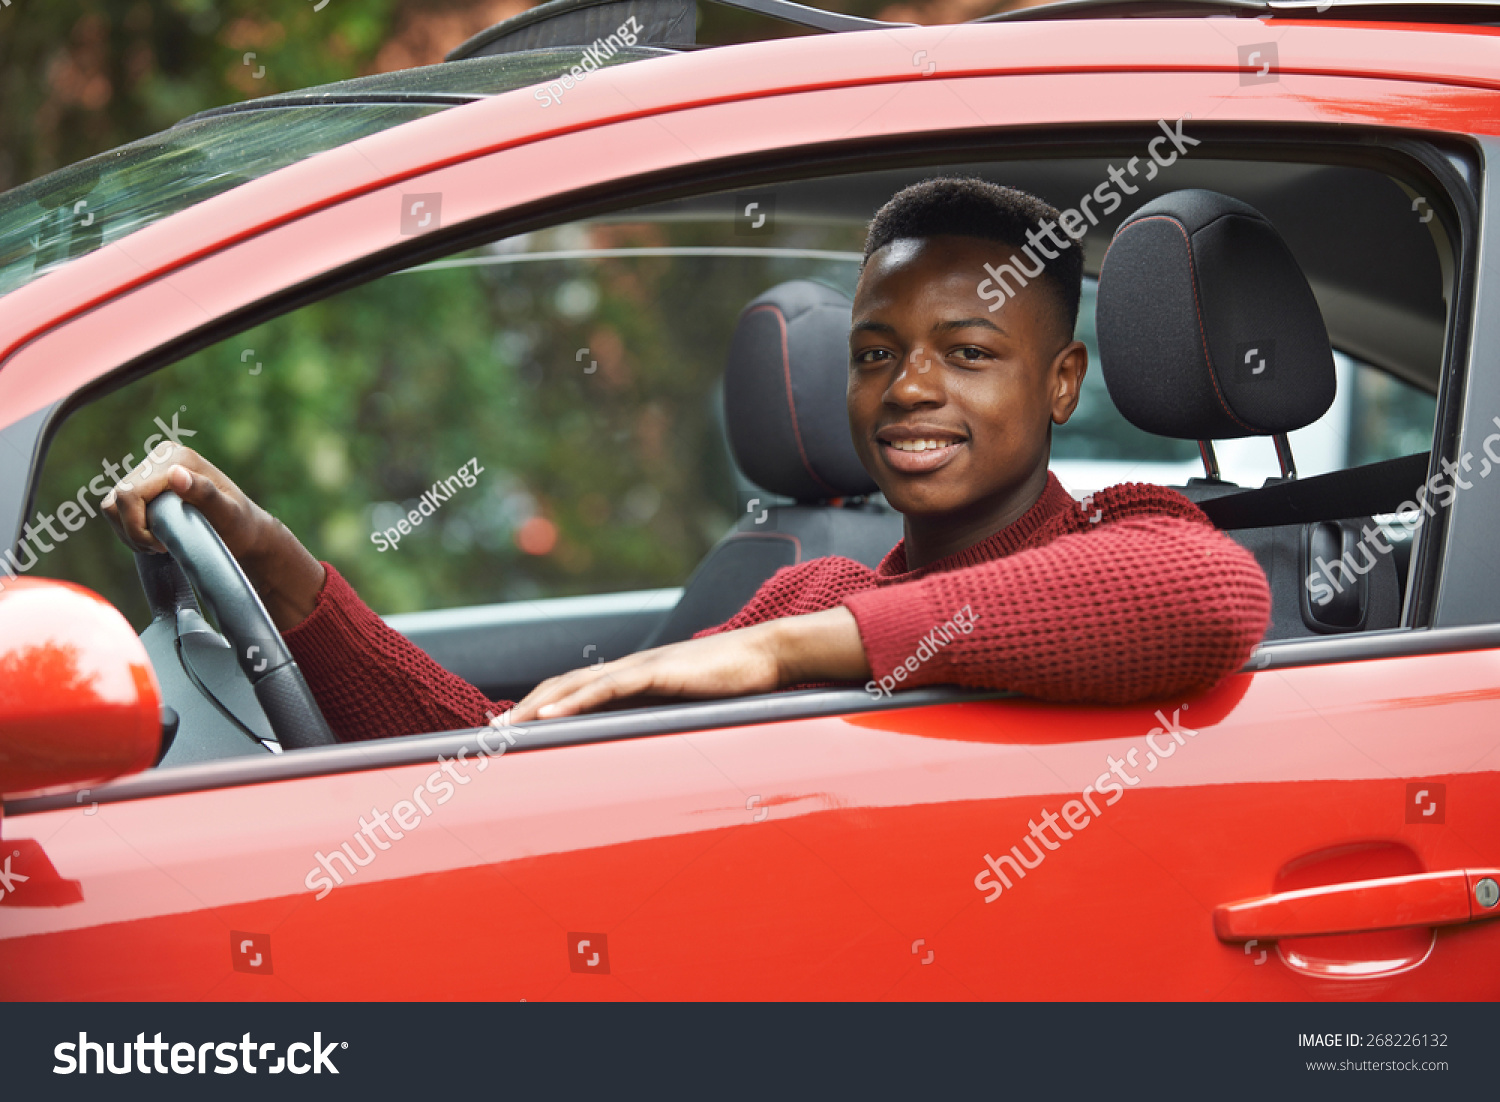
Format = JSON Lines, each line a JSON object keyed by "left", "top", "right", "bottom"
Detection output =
{"left": 3, "top": 32, "right": 1499, "bottom": 1000}
{"left": 5, "top": 652, "right": 1497, "bottom": 1000}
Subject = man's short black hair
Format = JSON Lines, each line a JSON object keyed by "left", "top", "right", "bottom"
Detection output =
{"left": 863, "top": 177, "right": 1084, "bottom": 341}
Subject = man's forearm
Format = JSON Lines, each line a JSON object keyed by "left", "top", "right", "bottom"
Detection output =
{"left": 243, "top": 518, "right": 327, "bottom": 632}
{"left": 847, "top": 516, "right": 1270, "bottom": 703}
{"left": 767, "top": 606, "right": 870, "bottom": 686}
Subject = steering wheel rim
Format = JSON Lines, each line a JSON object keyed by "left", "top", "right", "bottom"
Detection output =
{"left": 144, "top": 491, "right": 337, "bottom": 749}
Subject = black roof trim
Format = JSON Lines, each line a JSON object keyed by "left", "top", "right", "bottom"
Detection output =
{"left": 979, "top": 0, "right": 1264, "bottom": 19}
{"left": 175, "top": 46, "right": 678, "bottom": 127}
{"left": 709, "top": 0, "right": 912, "bottom": 31}
{"left": 450, "top": 0, "right": 698, "bottom": 59}
{"left": 182, "top": 92, "right": 483, "bottom": 124}
{"left": 448, "top": 0, "right": 910, "bottom": 61}
{"left": 977, "top": 0, "right": 1500, "bottom": 22}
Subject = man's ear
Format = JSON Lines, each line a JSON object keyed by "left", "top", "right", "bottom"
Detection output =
{"left": 1049, "top": 340, "right": 1088, "bottom": 426}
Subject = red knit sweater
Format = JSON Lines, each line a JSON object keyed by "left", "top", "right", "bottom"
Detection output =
{"left": 283, "top": 474, "right": 1270, "bottom": 742}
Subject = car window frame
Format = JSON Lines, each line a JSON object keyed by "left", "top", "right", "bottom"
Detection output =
{"left": 1426, "top": 133, "right": 1500, "bottom": 632}
{"left": 2, "top": 685, "right": 1002, "bottom": 814}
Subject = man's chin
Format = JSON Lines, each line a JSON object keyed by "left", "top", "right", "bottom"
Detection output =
{"left": 878, "top": 486, "right": 971, "bottom": 519}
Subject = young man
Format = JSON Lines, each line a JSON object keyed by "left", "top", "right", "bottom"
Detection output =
{"left": 104, "top": 178, "right": 1270, "bottom": 741}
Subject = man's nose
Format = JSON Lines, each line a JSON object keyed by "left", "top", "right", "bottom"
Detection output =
{"left": 888, "top": 345, "right": 943, "bottom": 405}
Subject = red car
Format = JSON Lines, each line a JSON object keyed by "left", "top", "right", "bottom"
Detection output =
{"left": 1, "top": 0, "right": 1498, "bottom": 1002}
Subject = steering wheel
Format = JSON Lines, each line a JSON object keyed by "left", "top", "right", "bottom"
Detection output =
{"left": 142, "top": 491, "right": 337, "bottom": 749}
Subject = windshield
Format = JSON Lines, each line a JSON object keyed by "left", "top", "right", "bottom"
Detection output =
{"left": 0, "top": 47, "right": 665, "bottom": 301}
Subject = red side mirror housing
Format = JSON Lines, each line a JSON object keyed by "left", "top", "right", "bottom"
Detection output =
{"left": 0, "top": 578, "right": 160, "bottom": 800}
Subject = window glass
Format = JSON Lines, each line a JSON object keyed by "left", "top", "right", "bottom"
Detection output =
{"left": 1346, "top": 366, "right": 1438, "bottom": 468}
{"left": 0, "top": 104, "right": 444, "bottom": 300}
{"left": 0, "top": 48, "right": 666, "bottom": 300}
{"left": 27, "top": 171, "right": 1439, "bottom": 629}
{"left": 32, "top": 214, "right": 864, "bottom": 629}
{"left": 1051, "top": 280, "right": 1200, "bottom": 478}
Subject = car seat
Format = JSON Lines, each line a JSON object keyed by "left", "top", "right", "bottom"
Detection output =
{"left": 639, "top": 279, "right": 903, "bottom": 647}
{"left": 1096, "top": 189, "right": 1401, "bottom": 639}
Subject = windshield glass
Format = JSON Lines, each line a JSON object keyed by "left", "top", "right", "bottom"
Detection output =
{"left": 0, "top": 47, "right": 663, "bottom": 300}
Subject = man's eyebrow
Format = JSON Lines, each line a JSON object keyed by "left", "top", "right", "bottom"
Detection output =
{"left": 851, "top": 320, "right": 897, "bottom": 335}
{"left": 933, "top": 317, "right": 1007, "bottom": 336}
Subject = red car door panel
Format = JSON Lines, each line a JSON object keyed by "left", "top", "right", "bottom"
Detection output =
{"left": 4, "top": 648, "right": 1496, "bottom": 999}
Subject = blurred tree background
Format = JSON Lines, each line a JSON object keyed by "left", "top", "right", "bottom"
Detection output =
{"left": 34, "top": 215, "right": 867, "bottom": 627}
{"left": 6, "top": 0, "right": 1045, "bottom": 630}
{"left": 0, "top": 0, "right": 1043, "bottom": 194}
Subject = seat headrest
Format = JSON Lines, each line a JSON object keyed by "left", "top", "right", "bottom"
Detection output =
{"left": 723, "top": 280, "right": 878, "bottom": 502}
{"left": 1096, "top": 189, "right": 1335, "bottom": 440}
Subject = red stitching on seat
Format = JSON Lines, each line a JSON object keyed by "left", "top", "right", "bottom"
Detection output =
{"left": 744, "top": 303, "right": 838, "bottom": 497}
{"left": 1104, "top": 215, "right": 1256, "bottom": 435}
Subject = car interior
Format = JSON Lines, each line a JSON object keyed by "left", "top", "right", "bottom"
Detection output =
{"left": 24, "top": 139, "right": 1456, "bottom": 766}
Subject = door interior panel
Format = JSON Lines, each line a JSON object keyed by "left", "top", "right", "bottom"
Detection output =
{"left": 385, "top": 587, "right": 682, "bottom": 701}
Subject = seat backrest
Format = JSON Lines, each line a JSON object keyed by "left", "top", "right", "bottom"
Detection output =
{"left": 641, "top": 280, "right": 902, "bottom": 647}
{"left": 1097, "top": 189, "right": 1400, "bottom": 638}
{"left": 1174, "top": 480, "right": 1400, "bottom": 640}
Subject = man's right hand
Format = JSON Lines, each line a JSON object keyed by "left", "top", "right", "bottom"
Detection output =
{"left": 101, "top": 445, "right": 327, "bottom": 632}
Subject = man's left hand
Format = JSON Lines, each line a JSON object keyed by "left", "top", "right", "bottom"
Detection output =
{"left": 502, "top": 607, "right": 868, "bottom": 723}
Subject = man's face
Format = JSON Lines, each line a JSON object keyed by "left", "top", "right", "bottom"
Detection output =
{"left": 848, "top": 235, "right": 1086, "bottom": 522}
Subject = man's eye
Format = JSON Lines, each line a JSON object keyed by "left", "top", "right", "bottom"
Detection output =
{"left": 955, "top": 347, "right": 988, "bottom": 362}
{"left": 853, "top": 349, "right": 893, "bottom": 365}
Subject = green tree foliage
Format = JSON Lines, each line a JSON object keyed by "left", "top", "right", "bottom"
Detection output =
{"left": 35, "top": 218, "right": 866, "bottom": 627}
{"left": 0, "top": 0, "right": 921, "bottom": 194}
{"left": 0, "top": 0, "right": 407, "bottom": 193}
{"left": 7, "top": 0, "right": 1050, "bottom": 632}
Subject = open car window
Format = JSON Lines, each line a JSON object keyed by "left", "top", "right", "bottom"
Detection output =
{"left": 33, "top": 212, "right": 865, "bottom": 637}
{"left": 25, "top": 147, "right": 1453, "bottom": 759}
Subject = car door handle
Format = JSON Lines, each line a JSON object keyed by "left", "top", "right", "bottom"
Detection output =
{"left": 1214, "top": 868, "right": 1500, "bottom": 941}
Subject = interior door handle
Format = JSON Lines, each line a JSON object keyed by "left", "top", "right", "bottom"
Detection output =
{"left": 1214, "top": 868, "right": 1500, "bottom": 941}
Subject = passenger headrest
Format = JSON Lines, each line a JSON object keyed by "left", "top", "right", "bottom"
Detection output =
{"left": 723, "top": 280, "right": 878, "bottom": 502}
{"left": 1097, "top": 189, "right": 1335, "bottom": 440}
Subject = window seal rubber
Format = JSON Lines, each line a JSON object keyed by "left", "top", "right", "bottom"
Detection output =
{"left": 1, "top": 685, "right": 1008, "bottom": 815}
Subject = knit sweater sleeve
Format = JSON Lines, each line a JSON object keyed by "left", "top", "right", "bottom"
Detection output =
{"left": 692, "top": 556, "right": 878, "bottom": 639}
{"left": 841, "top": 515, "right": 1270, "bottom": 704}
{"left": 282, "top": 563, "right": 513, "bottom": 742}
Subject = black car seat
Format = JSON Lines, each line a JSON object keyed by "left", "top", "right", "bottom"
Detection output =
{"left": 640, "top": 280, "right": 904, "bottom": 647}
{"left": 1096, "top": 189, "right": 1401, "bottom": 640}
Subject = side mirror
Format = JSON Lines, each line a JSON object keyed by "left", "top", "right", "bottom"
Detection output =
{"left": 0, "top": 578, "right": 161, "bottom": 800}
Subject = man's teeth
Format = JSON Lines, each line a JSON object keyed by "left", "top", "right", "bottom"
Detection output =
{"left": 888, "top": 439, "right": 958, "bottom": 452}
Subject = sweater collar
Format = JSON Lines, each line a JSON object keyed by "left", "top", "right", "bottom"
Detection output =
{"left": 875, "top": 472, "right": 1075, "bottom": 581}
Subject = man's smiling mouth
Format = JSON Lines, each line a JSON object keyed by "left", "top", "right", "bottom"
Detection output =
{"left": 876, "top": 427, "right": 968, "bottom": 473}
